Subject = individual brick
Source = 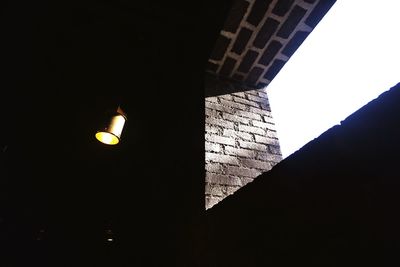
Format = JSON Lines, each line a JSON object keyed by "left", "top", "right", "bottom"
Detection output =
{"left": 219, "top": 94, "right": 233, "bottom": 101}
{"left": 206, "top": 163, "right": 224, "bottom": 174}
{"left": 220, "top": 99, "right": 247, "bottom": 110}
{"left": 224, "top": 146, "right": 256, "bottom": 158}
{"left": 256, "top": 151, "right": 282, "bottom": 162}
{"left": 276, "top": 5, "right": 307, "bottom": 38}
{"left": 253, "top": 18, "right": 280, "bottom": 49}
{"left": 207, "top": 118, "right": 234, "bottom": 129}
{"left": 272, "top": 0, "right": 295, "bottom": 16}
{"left": 254, "top": 135, "right": 279, "bottom": 145}
{"left": 224, "top": 0, "right": 250, "bottom": 33}
{"left": 206, "top": 173, "right": 242, "bottom": 186}
{"left": 206, "top": 102, "right": 234, "bottom": 114}
{"left": 252, "top": 120, "right": 269, "bottom": 129}
{"left": 244, "top": 90, "right": 259, "bottom": 96}
{"left": 282, "top": 31, "right": 309, "bottom": 57}
{"left": 223, "top": 129, "right": 253, "bottom": 141}
{"left": 247, "top": 94, "right": 267, "bottom": 104}
{"left": 239, "top": 140, "right": 267, "bottom": 151}
{"left": 205, "top": 142, "right": 222, "bottom": 153}
{"left": 206, "top": 97, "right": 218, "bottom": 103}
{"left": 222, "top": 113, "right": 250, "bottom": 125}
{"left": 206, "top": 152, "right": 240, "bottom": 165}
{"left": 205, "top": 134, "right": 236, "bottom": 146}
{"left": 235, "top": 110, "right": 262, "bottom": 121}
{"left": 249, "top": 106, "right": 271, "bottom": 116}
{"left": 231, "top": 27, "right": 253, "bottom": 55}
{"left": 258, "top": 40, "right": 283, "bottom": 67}
{"left": 225, "top": 166, "right": 261, "bottom": 178}
{"left": 263, "top": 115, "right": 275, "bottom": 124}
{"left": 257, "top": 91, "right": 268, "bottom": 99}
{"left": 232, "top": 92, "right": 245, "bottom": 98}
{"left": 247, "top": 0, "right": 273, "bottom": 26}
{"left": 240, "top": 158, "right": 271, "bottom": 170}
{"left": 267, "top": 130, "right": 278, "bottom": 138}
{"left": 239, "top": 124, "right": 266, "bottom": 136}
{"left": 237, "top": 49, "right": 259, "bottom": 73}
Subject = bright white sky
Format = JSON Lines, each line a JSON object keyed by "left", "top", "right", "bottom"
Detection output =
{"left": 266, "top": 0, "right": 400, "bottom": 158}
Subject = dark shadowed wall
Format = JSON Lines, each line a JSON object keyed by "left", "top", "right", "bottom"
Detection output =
{"left": 0, "top": 1, "right": 232, "bottom": 266}
{"left": 199, "top": 83, "right": 400, "bottom": 266}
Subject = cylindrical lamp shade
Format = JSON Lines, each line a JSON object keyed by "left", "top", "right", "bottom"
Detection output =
{"left": 95, "top": 107, "right": 127, "bottom": 145}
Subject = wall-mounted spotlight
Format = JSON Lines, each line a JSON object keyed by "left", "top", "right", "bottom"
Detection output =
{"left": 95, "top": 107, "right": 127, "bottom": 145}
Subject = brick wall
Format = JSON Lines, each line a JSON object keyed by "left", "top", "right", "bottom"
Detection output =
{"left": 205, "top": 74, "right": 282, "bottom": 209}
{"left": 207, "top": 0, "right": 336, "bottom": 89}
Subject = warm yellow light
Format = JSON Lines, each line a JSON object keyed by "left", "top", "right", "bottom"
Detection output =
{"left": 95, "top": 131, "right": 120, "bottom": 145}
{"left": 95, "top": 110, "right": 127, "bottom": 145}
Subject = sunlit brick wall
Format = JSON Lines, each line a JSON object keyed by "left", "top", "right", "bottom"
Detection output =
{"left": 205, "top": 76, "right": 282, "bottom": 209}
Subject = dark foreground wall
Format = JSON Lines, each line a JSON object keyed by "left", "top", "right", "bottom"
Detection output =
{"left": 198, "top": 83, "right": 400, "bottom": 266}
{"left": 0, "top": 1, "right": 232, "bottom": 266}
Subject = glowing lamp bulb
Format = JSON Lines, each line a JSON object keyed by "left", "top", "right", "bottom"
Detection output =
{"left": 95, "top": 107, "right": 127, "bottom": 145}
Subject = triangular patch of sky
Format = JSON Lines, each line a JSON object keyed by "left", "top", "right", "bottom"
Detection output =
{"left": 266, "top": 0, "right": 400, "bottom": 157}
